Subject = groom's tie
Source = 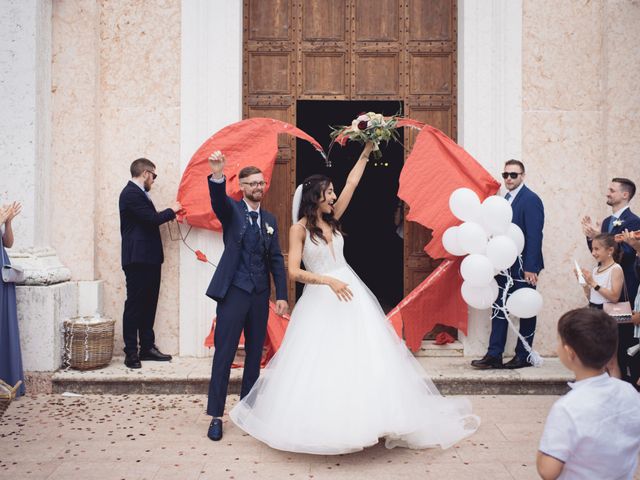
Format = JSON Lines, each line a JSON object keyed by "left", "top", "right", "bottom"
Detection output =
{"left": 249, "top": 211, "right": 260, "bottom": 235}
{"left": 607, "top": 216, "right": 617, "bottom": 233}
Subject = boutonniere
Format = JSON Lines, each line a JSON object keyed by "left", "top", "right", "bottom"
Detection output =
{"left": 265, "top": 222, "right": 274, "bottom": 235}
{"left": 613, "top": 219, "right": 624, "bottom": 227}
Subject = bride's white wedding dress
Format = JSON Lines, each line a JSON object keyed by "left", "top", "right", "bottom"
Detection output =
{"left": 230, "top": 229, "right": 480, "bottom": 455}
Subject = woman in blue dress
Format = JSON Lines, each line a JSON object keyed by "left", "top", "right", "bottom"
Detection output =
{"left": 0, "top": 201, "right": 25, "bottom": 396}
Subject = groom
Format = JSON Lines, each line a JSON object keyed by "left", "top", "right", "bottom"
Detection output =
{"left": 205, "top": 151, "right": 289, "bottom": 441}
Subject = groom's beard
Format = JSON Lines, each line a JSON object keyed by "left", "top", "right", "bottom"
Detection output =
{"left": 245, "top": 191, "right": 263, "bottom": 202}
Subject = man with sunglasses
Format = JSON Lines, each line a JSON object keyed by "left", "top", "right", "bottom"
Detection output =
{"left": 472, "top": 160, "right": 545, "bottom": 370}
{"left": 205, "top": 151, "right": 289, "bottom": 442}
{"left": 119, "top": 158, "right": 182, "bottom": 369}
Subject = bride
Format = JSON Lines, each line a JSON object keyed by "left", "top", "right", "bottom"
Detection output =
{"left": 230, "top": 142, "right": 480, "bottom": 455}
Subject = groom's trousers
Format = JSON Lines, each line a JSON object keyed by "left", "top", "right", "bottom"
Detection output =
{"left": 207, "top": 285, "right": 270, "bottom": 417}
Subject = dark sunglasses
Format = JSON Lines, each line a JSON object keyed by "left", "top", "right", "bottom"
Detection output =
{"left": 145, "top": 170, "right": 158, "bottom": 180}
{"left": 501, "top": 172, "right": 522, "bottom": 179}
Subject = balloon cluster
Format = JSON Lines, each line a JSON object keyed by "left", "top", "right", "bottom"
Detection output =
{"left": 443, "top": 188, "right": 544, "bottom": 366}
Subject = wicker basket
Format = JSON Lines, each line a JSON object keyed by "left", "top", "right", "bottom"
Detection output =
{"left": 0, "top": 379, "right": 22, "bottom": 418}
{"left": 62, "top": 317, "right": 115, "bottom": 370}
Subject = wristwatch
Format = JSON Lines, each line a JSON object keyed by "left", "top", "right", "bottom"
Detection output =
{"left": 594, "top": 284, "right": 601, "bottom": 291}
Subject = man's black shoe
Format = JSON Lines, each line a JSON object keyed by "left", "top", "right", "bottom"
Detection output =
{"left": 139, "top": 346, "right": 172, "bottom": 362}
{"left": 124, "top": 353, "right": 141, "bottom": 369}
{"left": 504, "top": 356, "right": 532, "bottom": 369}
{"left": 470, "top": 354, "right": 503, "bottom": 370}
{"left": 207, "top": 418, "right": 223, "bottom": 441}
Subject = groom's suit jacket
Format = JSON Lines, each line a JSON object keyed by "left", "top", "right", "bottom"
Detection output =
{"left": 205, "top": 176, "right": 287, "bottom": 303}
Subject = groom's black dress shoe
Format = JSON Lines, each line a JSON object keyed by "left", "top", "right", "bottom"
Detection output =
{"left": 470, "top": 354, "right": 503, "bottom": 370}
{"left": 124, "top": 353, "right": 141, "bottom": 369}
{"left": 139, "top": 346, "right": 172, "bottom": 361}
{"left": 504, "top": 356, "right": 532, "bottom": 369}
{"left": 208, "top": 418, "right": 223, "bottom": 441}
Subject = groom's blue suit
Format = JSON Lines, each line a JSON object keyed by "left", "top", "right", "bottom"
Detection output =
{"left": 206, "top": 176, "right": 287, "bottom": 417}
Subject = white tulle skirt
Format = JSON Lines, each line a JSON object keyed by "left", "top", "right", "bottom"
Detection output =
{"left": 229, "top": 265, "right": 480, "bottom": 455}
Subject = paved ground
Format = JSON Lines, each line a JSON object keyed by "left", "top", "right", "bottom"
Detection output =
{"left": 1, "top": 393, "right": 638, "bottom": 480}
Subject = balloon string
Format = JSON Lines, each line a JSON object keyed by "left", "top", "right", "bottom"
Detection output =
{"left": 492, "top": 265, "right": 543, "bottom": 367}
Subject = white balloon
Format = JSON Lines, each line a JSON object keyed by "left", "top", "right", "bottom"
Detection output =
{"left": 506, "top": 223, "right": 525, "bottom": 255}
{"left": 481, "top": 195, "right": 513, "bottom": 235}
{"left": 457, "top": 222, "right": 488, "bottom": 255}
{"left": 461, "top": 281, "right": 499, "bottom": 310}
{"left": 460, "top": 254, "right": 494, "bottom": 286}
{"left": 442, "top": 226, "right": 466, "bottom": 256}
{"left": 486, "top": 235, "right": 518, "bottom": 270}
{"left": 506, "top": 288, "right": 544, "bottom": 318}
{"left": 489, "top": 278, "right": 500, "bottom": 300}
{"left": 449, "top": 188, "right": 482, "bottom": 223}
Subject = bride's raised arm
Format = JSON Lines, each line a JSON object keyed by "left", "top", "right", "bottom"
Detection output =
{"left": 288, "top": 223, "right": 353, "bottom": 301}
{"left": 332, "top": 141, "right": 374, "bottom": 220}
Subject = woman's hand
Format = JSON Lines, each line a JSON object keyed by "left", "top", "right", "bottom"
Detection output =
{"left": 326, "top": 277, "right": 353, "bottom": 301}
{"left": 631, "top": 312, "right": 640, "bottom": 326}
{"left": 361, "top": 141, "right": 374, "bottom": 159}
{"left": 0, "top": 205, "right": 10, "bottom": 225}
{"left": 6, "top": 202, "right": 22, "bottom": 222}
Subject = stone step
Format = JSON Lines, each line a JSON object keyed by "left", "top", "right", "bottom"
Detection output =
{"left": 52, "top": 356, "right": 573, "bottom": 396}
{"left": 414, "top": 340, "right": 464, "bottom": 357}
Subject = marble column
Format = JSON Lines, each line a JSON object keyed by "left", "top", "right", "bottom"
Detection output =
{"left": 0, "top": 0, "right": 78, "bottom": 372}
{"left": 457, "top": 0, "right": 523, "bottom": 357}
{"left": 179, "top": 0, "right": 243, "bottom": 356}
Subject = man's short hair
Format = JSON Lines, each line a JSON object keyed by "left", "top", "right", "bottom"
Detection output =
{"left": 130, "top": 158, "right": 156, "bottom": 178}
{"left": 239, "top": 166, "right": 262, "bottom": 180}
{"left": 504, "top": 159, "right": 525, "bottom": 173}
{"left": 557, "top": 308, "right": 618, "bottom": 370}
{"left": 611, "top": 177, "right": 636, "bottom": 200}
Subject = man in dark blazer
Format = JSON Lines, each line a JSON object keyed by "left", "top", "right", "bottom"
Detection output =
{"left": 472, "top": 159, "right": 545, "bottom": 369}
{"left": 119, "top": 158, "right": 181, "bottom": 369}
{"left": 582, "top": 177, "right": 640, "bottom": 385}
{"left": 205, "top": 150, "right": 288, "bottom": 441}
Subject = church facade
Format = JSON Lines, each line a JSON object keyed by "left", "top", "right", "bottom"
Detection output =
{"left": 1, "top": 0, "right": 638, "bottom": 372}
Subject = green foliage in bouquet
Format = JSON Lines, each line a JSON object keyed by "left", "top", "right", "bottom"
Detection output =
{"left": 329, "top": 112, "right": 401, "bottom": 160}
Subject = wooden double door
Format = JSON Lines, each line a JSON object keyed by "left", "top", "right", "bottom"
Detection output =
{"left": 243, "top": 0, "right": 457, "bottom": 307}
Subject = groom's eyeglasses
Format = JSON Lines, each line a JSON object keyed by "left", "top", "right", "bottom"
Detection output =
{"left": 501, "top": 172, "right": 522, "bottom": 179}
{"left": 241, "top": 181, "right": 267, "bottom": 188}
{"left": 145, "top": 170, "right": 158, "bottom": 180}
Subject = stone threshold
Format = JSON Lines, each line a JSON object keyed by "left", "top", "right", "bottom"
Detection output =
{"left": 52, "top": 355, "right": 573, "bottom": 396}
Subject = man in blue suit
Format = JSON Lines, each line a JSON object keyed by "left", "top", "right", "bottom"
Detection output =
{"left": 582, "top": 178, "right": 640, "bottom": 385}
{"left": 472, "top": 160, "right": 545, "bottom": 369}
{"left": 205, "top": 150, "right": 289, "bottom": 441}
{"left": 119, "top": 158, "right": 182, "bottom": 369}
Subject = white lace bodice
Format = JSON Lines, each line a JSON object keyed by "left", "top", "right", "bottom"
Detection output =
{"left": 302, "top": 228, "right": 347, "bottom": 274}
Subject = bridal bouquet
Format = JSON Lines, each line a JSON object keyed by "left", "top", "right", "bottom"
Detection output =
{"left": 329, "top": 112, "right": 400, "bottom": 160}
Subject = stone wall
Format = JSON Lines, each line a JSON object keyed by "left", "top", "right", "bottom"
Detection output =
{"left": 50, "top": 0, "right": 182, "bottom": 354}
{"left": 523, "top": 0, "right": 640, "bottom": 354}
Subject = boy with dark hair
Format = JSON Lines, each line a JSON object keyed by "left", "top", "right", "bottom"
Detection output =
{"left": 537, "top": 308, "right": 640, "bottom": 480}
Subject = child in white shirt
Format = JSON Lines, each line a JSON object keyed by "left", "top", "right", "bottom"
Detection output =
{"left": 537, "top": 308, "right": 640, "bottom": 480}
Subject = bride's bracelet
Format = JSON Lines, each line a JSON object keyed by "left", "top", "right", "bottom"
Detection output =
{"left": 359, "top": 155, "right": 369, "bottom": 162}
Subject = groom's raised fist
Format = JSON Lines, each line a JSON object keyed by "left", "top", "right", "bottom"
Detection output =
{"left": 208, "top": 150, "right": 226, "bottom": 178}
